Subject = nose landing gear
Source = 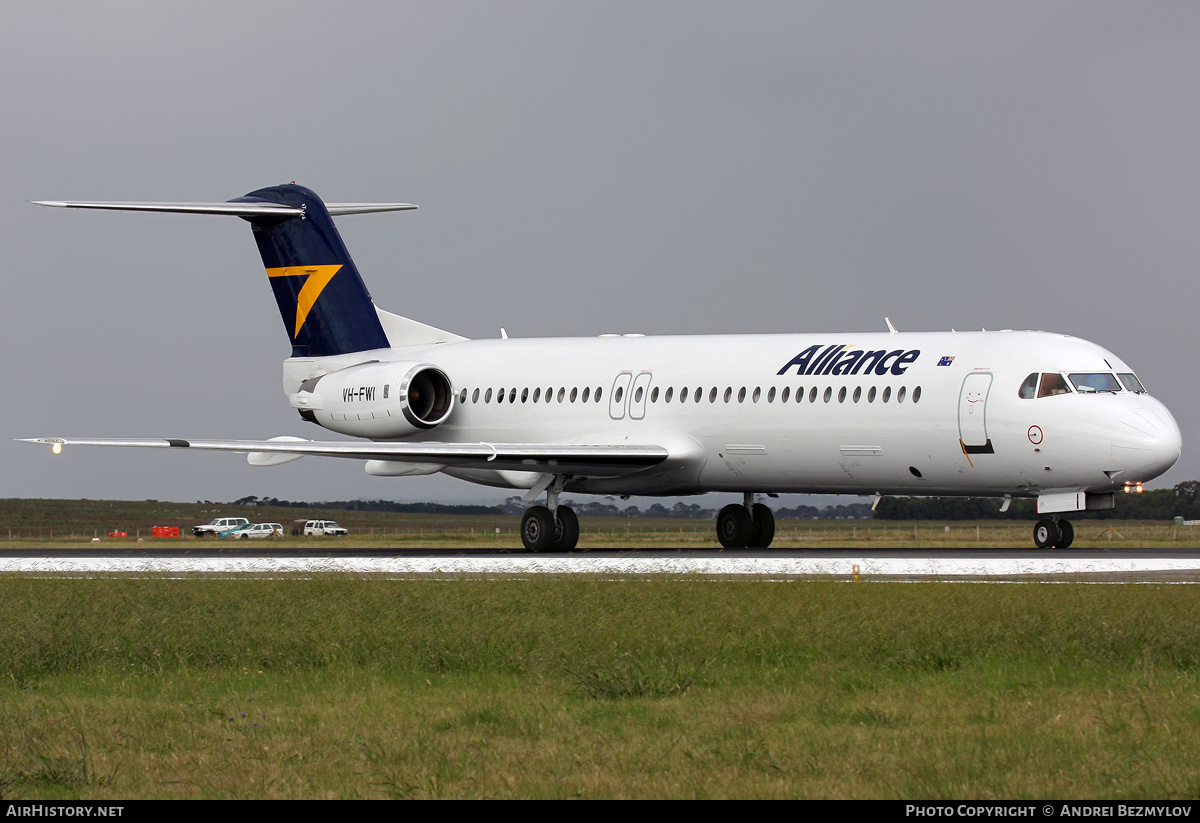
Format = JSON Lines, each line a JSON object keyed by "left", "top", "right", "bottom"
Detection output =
{"left": 1033, "top": 517, "right": 1074, "bottom": 549}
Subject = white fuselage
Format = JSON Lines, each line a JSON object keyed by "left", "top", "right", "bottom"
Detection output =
{"left": 282, "top": 329, "right": 1181, "bottom": 500}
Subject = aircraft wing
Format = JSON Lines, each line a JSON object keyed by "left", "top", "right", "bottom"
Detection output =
{"left": 18, "top": 437, "right": 669, "bottom": 476}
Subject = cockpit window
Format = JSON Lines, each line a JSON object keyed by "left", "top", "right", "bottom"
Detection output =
{"left": 1037, "top": 373, "right": 1071, "bottom": 398}
{"left": 1068, "top": 373, "right": 1121, "bottom": 393}
{"left": 1118, "top": 373, "right": 1146, "bottom": 393}
{"left": 1019, "top": 373, "right": 1038, "bottom": 399}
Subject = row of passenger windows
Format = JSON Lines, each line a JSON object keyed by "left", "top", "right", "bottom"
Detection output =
{"left": 464, "top": 386, "right": 606, "bottom": 405}
{"left": 458, "top": 384, "right": 923, "bottom": 406}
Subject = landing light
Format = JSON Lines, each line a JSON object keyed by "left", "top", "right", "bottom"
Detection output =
{"left": 51, "top": 442, "right": 62, "bottom": 455}
{"left": 1123, "top": 482, "right": 1144, "bottom": 494}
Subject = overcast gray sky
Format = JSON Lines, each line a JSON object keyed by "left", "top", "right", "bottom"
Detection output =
{"left": 3, "top": 1, "right": 1197, "bottom": 505}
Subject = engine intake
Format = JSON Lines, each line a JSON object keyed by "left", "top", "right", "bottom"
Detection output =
{"left": 401, "top": 366, "right": 453, "bottom": 428}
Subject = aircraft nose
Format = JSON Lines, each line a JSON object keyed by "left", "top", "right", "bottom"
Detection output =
{"left": 1113, "top": 406, "right": 1182, "bottom": 480}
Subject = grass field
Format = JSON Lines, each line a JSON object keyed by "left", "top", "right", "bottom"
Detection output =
{"left": 0, "top": 498, "right": 1197, "bottom": 548}
{"left": 0, "top": 579, "right": 1198, "bottom": 799}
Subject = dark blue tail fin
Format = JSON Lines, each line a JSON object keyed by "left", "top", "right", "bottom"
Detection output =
{"left": 32, "top": 184, "right": 457, "bottom": 355}
{"left": 232, "top": 184, "right": 390, "bottom": 357}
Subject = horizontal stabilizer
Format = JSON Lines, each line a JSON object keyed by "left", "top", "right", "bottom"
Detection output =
{"left": 30, "top": 200, "right": 417, "bottom": 217}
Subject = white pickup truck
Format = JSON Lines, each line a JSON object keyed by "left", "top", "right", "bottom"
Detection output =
{"left": 303, "top": 519, "right": 348, "bottom": 537}
{"left": 192, "top": 517, "right": 250, "bottom": 537}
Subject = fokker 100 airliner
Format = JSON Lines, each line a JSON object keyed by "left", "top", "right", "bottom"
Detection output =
{"left": 24, "top": 184, "right": 1182, "bottom": 549}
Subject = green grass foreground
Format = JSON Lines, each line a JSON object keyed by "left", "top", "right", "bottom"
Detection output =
{"left": 0, "top": 579, "right": 1198, "bottom": 799}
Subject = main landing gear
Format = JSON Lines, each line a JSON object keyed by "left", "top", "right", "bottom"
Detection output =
{"left": 1033, "top": 517, "right": 1074, "bottom": 549}
{"left": 716, "top": 493, "right": 775, "bottom": 549}
{"left": 520, "top": 476, "right": 579, "bottom": 551}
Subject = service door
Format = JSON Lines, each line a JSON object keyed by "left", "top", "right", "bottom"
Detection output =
{"left": 629, "top": 372, "right": 653, "bottom": 420}
{"left": 958, "top": 372, "right": 993, "bottom": 450}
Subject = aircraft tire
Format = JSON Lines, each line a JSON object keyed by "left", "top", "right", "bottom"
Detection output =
{"left": 749, "top": 503, "right": 775, "bottom": 548}
{"left": 521, "top": 506, "right": 556, "bottom": 552}
{"left": 1057, "top": 519, "right": 1074, "bottom": 549}
{"left": 553, "top": 506, "right": 580, "bottom": 550}
{"left": 717, "top": 504, "right": 753, "bottom": 549}
{"left": 1033, "top": 518, "right": 1061, "bottom": 549}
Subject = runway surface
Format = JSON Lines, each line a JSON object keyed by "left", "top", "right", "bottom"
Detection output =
{"left": 1, "top": 549, "right": 1198, "bottom": 581}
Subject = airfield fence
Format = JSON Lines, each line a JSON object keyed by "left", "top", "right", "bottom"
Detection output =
{"left": 1, "top": 521, "right": 1195, "bottom": 547}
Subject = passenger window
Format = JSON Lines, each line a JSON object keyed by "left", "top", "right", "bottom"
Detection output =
{"left": 497, "top": 388, "right": 505, "bottom": 404}
{"left": 823, "top": 387, "right": 832, "bottom": 403}
{"left": 472, "top": 388, "right": 480, "bottom": 404}
{"left": 521, "top": 388, "right": 529, "bottom": 403}
{"left": 868, "top": 387, "right": 876, "bottom": 403}
{"left": 582, "top": 387, "right": 590, "bottom": 403}
{"left": 650, "top": 387, "right": 658, "bottom": 403}
{"left": 809, "top": 387, "right": 817, "bottom": 403}
{"left": 595, "top": 387, "right": 602, "bottom": 402}
{"left": 665, "top": 387, "right": 673, "bottom": 403}
{"left": 882, "top": 386, "right": 891, "bottom": 403}
{"left": 913, "top": 386, "right": 922, "bottom": 404}
{"left": 738, "top": 387, "right": 746, "bottom": 403}
{"left": 837, "top": 387, "right": 846, "bottom": 403}
{"left": 459, "top": 388, "right": 467, "bottom": 404}
{"left": 630, "top": 387, "right": 639, "bottom": 403}
{"left": 509, "top": 388, "right": 516, "bottom": 403}
{"left": 853, "top": 386, "right": 861, "bottom": 403}
{"left": 558, "top": 387, "right": 566, "bottom": 403}
{"left": 781, "top": 387, "right": 790, "bottom": 403}
{"left": 897, "top": 386, "right": 907, "bottom": 403}
{"left": 1019, "top": 373, "right": 1038, "bottom": 399}
{"left": 571, "top": 387, "right": 578, "bottom": 403}
{"left": 709, "top": 388, "right": 717, "bottom": 403}
{"left": 614, "top": 386, "right": 622, "bottom": 403}
{"left": 767, "top": 387, "right": 775, "bottom": 403}
{"left": 1038, "top": 373, "right": 1071, "bottom": 398}
{"left": 485, "top": 388, "right": 493, "bottom": 403}
{"left": 680, "top": 387, "right": 687, "bottom": 403}
{"left": 724, "top": 387, "right": 732, "bottom": 403}
{"left": 694, "top": 387, "right": 703, "bottom": 403}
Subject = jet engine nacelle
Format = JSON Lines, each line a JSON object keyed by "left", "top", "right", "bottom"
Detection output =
{"left": 290, "top": 360, "right": 453, "bottom": 438}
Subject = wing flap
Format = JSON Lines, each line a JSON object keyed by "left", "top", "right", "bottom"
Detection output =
{"left": 19, "top": 437, "right": 668, "bottom": 477}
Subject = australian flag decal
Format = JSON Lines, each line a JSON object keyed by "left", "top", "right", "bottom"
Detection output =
{"left": 937, "top": 356, "right": 955, "bottom": 366}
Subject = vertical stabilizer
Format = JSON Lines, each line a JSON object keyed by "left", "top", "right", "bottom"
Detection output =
{"left": 233, "top": 184, "right": 391, "bottom": 357}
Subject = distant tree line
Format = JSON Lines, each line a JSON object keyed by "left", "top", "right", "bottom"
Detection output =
{"left": 226, "top": 496, "right": 502, "bottom": 515}
{"left": 223, "top": 485, "right": 1200, "bottom": 521}
{"left": 223, "top": 494, "right": 874, "bottom": 520}
{"left": 874, "top": 481, "right": 1200, "bottom": 521}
